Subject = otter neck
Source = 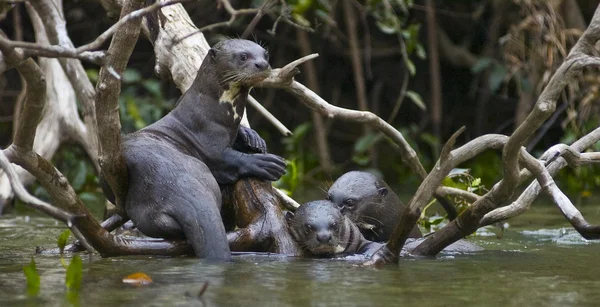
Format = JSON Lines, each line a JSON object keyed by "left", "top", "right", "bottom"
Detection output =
{"left": 149, "top": 61, "right": 250, "bottom": 156}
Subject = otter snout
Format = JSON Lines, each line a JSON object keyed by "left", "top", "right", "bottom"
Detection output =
{"left": 316, "top": 231, "right": 332, "bottom": 243}
{"left": 254, "top": 60, "right": 270, "bottom": 71}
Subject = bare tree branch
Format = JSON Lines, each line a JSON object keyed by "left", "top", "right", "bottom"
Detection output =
{"left": 481, "top": 127, "right": 600, "bottom": 226}
{"left": 94, "top": 0, "right": 145, "bottom": 211}
{"left": 410, "top": 5, "right": 600, "bottom": 257}
{"left": 28, "top": 0, "right": 100, "bottom": 171}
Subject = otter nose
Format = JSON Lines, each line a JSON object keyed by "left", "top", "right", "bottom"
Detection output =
{"left": 255, "top": 60, "right": 269, "bottom": 71}
{"left": 316, "top": 232, "right": 332, "bottom": 243}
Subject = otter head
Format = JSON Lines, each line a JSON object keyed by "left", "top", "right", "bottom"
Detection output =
{"left": 286, "top": 200, "right": 347, "bottom": 256}
{"left": 207, "top": 39, "right": 271, "bottom": 88}
{"left": 327, "top": 171, "right": 388, "bottom": 223}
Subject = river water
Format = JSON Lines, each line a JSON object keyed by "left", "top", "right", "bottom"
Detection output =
{"left": 1, "top": 205, "right": 600, "bottom": 306}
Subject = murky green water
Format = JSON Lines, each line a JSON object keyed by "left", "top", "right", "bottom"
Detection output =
{"left": 2, "top": 205, "right": 600, "bottom": 307}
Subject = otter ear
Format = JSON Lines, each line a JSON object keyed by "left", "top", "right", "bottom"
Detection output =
{"left": 378, "top": 187, "right": 388, "bottom": 197}
{"left": 208, "top": 48, "right": 217, "bottom": 60}
{"left": 285, "top": 211, "right": 295, "bottom": 222}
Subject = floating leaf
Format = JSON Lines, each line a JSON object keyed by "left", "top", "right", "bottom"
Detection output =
{"left": 23, "top": 257, "right": 40, "bottom": 296}
{"left": 122, "top": 272, "right": 153, "bottom": 286}
{"left": 57, "top": 229, "right": 71, "bottom": 254}
{"left": 65, "top": 256, "right": 83, "bottom": 292}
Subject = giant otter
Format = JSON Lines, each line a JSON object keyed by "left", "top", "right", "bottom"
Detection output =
{"left": 287, "top": 200, "right": 482, "bottom": 259}
{"left": 287, "top": 200, "right": 382, "bottom": 257}
{"left": 327, "top": 171, "right": 421, "bottom": 242}
{"left": 110, "top": 39, "right": 286, "bottom": 259}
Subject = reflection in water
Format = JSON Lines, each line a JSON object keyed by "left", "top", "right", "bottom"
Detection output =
{"left": 1, "top": 206, "right": 600, "bottom": 306}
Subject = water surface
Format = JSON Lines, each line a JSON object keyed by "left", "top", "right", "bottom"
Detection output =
{"left": 1, "top": 205, "right": 600, "bottom": 306}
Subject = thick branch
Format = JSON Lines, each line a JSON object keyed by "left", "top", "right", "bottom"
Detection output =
{"left": 94, "top": 0, "right": 145, "bottom": 210}
{"left": 28, "top": 0, "right": 99, "bottom": 170}
{"left": 0, "top": 46, "right": 45, "bottom": 151}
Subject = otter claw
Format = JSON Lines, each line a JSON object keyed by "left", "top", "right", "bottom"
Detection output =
{"left": 234, "top": 126, "right": 267, "bottom": 153}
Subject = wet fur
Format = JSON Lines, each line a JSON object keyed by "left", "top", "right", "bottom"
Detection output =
{"left": 287, "top": 200, "right": 382, "bottom": 257}
{"left": 114, "top": 40, "right": 286, "bottom": 259}
{"left": 328, "top": 171, "right": 422, "bottom": 242}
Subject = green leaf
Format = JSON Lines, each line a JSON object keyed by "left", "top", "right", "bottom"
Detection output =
{"left": 441, "top": 176, "right": 456, "bottom": 188}
{"left": 488, "top": 64, "right": 507, "bottom": 93}
{"left": 291, "top": 13, "right": 311, "bottom": 27}
{"left": 122, "top": 70, "right": 141, "bottom": 83}
{"left": 404, "top": 57, "right": 416, "bottom": 76}
{"left": 415, "top": 43, "right": 426, "bottom": 59}
{"left": 85, "top": 69, "right": 99, "bottom": 83}
{"left": 405, "top": 91, "right": 426, "bottom": 110}
{"left": 65, "top": 255, "right": 83, "bottom": 292}
{"left": 23, "top": 257, "right": 40, "bottom": 296}
{"left": 353, "top": 133, "right": 382, "bottom": 154}
{"left": 352, "top": 154, "right": 370, "bottom": 166}
{"left": 78, "top": 192, "right": 100, "bottom": 204}
{"left": 471, "top": 58, "right": 492, "bottom": 74}
{"left": 71, "top": 161, "right": 87, "bottom": 191}
{"left": 142, "top": 79, "right": 162, "bottom": 97}
{"left": 57, "top": 229, "right": 71, "bottom": 254}
{"left": 471, "top": 178, "right": 481, "bottom": 187}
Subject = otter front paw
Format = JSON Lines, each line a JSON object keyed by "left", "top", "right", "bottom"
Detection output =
{"left": 243, "top": 153, "right": 286, "bottom": 181}
{"left": 234, "top": 126, "right": 267, "bottom": 153}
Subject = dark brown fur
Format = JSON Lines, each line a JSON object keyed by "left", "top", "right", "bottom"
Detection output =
{"left": 287, "top": 200, "right": 382, "bottom": 257}
{"left": 328, "top": 171, "right": 422, "bottom": 242}
{"left": 105, "top": 39, "right": 286, "bottom": 260}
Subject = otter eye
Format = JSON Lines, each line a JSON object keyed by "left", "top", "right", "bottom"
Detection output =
{"left": 304, "top": 223, "right": 314, "bottom": 232}
{"left": 343, "top": 199, "right": 356, "bottom": 208}
{"left": 331, "top": 222, "right": 338, "bottom": 230}
{"left": 240, "top": 53, "right": 248, "bottom": 61}
{"left": 264, "top": 51, "right": 269, "bottom": 61}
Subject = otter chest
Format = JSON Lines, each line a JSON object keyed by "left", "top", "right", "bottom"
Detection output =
{"left": 219, "top": 84, "right": 246, "bottom": 122}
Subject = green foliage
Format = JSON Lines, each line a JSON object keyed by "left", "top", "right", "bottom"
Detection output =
{"left": 57, "top": 229, "right": 71, "bottom": 255}
{"left": 405, "top": 91, "right": 426, "bottom": 110}
{"left": 556, "top": 117, "right": 600, "bottom": 198}
{"left": 471, "top": 58, "right": 509, "bottom": 94}
{"left": 287, "top": 0, "right": 332, "bottom": 28}
{"left": 65, "top": 256, "right": 83, "bottom": 292}
{"left": 352, "top": 132, "right": 383, "bottom": 166}
{"left": 275, "top": 123, "right": 319, "bottom": 196}
{"left": 65, "top": 255, "right": 83, "bottom": 306}
{"left": 23, "top": 257, "right": 40, "bottom": 296}
{"left": 23, "top": 233, "right": 84, "bottom": 303}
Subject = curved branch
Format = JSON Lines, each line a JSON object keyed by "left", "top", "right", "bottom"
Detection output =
{"left": 481, "top": 127, "right": 600, "bottom": 225}
{"left": 410, "top": 5, "right": 600, "bottom": 257}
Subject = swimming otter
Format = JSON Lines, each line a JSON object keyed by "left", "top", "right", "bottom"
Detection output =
{"left": 287, "top": 200, "right": 482, "bottom": 259}
{"left": 327, "top": 171, "right": 422, "bottom": 242}
{"left": 286, "top": 200, "right": 382, "bottom": 257}
{"left": 113, "top": 39, "right": 286, "bottom": 259}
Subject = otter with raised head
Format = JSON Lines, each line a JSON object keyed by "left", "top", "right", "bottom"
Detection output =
{"left": 112, "top": 39, "right": 286, "bottom": 260}
{"left": 327, "top": 171, "right": 422, "bottom": 242}
{"left": 287, "top": 200, "right": 382, "bottom": 257}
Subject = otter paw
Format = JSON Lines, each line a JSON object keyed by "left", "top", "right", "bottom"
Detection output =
{"left": 234, "top": 126, "right": 267, "bottom": 153}
{"left": 244, "top": 153, "right": 287, "bottom": 181}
